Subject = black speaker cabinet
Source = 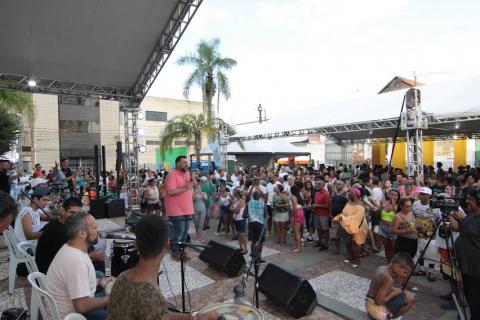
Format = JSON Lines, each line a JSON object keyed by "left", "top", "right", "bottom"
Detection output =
{"left": 106, "top": 198, "right": 125, "bottom": 218}
{"left": 199, "top": 240, "right": 246, "bottom": 277}
{"left": 90, "top": 196, "right": 108, "bottom": 219}
{"left": 258, "top": 263, "right": 317, "bottom": 318}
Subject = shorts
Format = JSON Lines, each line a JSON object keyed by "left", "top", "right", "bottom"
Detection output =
{"left": 248, "top": 222, "right": 266, "bottom": 243}
{"left": 234, "top": 219, "right": 247, "bottom": 234}
{"left": 146, "top": 203, "right": 160, "bottom": 211}
{"left": 314, "top": 215, "right": 329, "bottom": 231}
{"left": 365, "top": 292, "right": 407, "bottom": 319}
{"left": 330, "top": 221, "right": 340, "bottom": 239}
{"left": 377, "top": 222, "right": 397, "bottom": 240}
{"left": 273, "top": 211, "right": 289, "bottom": 223}
{"left": 292, "top": 208, "right": 304, "bottom": 224}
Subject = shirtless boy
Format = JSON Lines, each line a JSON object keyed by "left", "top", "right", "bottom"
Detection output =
{"left": 365, "top": 252, "right": 416, "bottom": 320}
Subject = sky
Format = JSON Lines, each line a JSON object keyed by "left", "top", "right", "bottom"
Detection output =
{"left": 148, "top": 0, "right": 480, "bottom": 125}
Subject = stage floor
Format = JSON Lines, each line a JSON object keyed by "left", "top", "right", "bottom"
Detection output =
{"left": 0, "top": 217, "right": 457, "bottom": 319}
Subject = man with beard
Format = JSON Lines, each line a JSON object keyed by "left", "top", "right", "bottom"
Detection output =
{"left": 164, "top": 156, "right": 194, "bottom": 260}
{"left": 47, "top": 212, "right": 114, "bottom": 320}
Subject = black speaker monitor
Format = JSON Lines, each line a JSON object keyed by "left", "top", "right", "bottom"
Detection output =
{"left": 258, "top": 263, "right": 317, "bottom": 318}
{"left": 199, "top": 240, "right": 245, "bottom": 277}
{"left": 105, "top": 198, "right": 125, "bottom": 218}
{"left": 90, "top": 196, "right": 109, "bottom": 219}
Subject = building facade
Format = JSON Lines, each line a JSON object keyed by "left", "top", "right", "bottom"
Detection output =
{"left": 20, "top": 94, "right": 201, "bottom": 172}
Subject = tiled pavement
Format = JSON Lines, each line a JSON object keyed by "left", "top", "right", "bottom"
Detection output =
{"left": 0, "top": 217, "right": 457, "bottom": 319}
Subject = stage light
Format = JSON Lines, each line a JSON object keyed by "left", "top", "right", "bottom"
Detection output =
{"left": 27, "top": 79, "right": 37, "bottom": 87}
{"left": 453, "top": 135, "right": 458, "bottom": 140}
{"left": 137, "top": 112, "right": 145, "bottom": 120}
{"left": 455, "top": 122, "right": 460, "bottom": 129}
{"left": 138, "top": 145, "right": 147, "bottom": 153}
{"left": 369, "top": 130, "right": 373, "bottom": 135}
{"left": 137, "top": 128, "right": 145, "bottom": 136}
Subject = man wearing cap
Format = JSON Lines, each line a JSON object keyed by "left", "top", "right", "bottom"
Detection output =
{"left": 13, "top": 186, "right": 50, "bottom": 247}
{"left": 0, "top": 157, "right": 11, "bottom": 194}
{"left": 412, "top": 187, "right": 441, "bottom": 281}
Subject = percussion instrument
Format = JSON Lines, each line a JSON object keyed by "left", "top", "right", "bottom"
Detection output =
{"left": 110, "top": 239, "right": 138, "bottom": 277}
{"left": 199, "top": 302, "right": 264, "bottom": 320}
{"left": 416, "top": 217, "right": 436, "bottom": 238}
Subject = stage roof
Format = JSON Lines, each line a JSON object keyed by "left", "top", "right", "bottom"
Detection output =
{"left": 0, "top": 0, "right": 202, "bottom": 100}
{"left": 231, "top": 75, "right": 480, "bottom": 143}
{"left": 199, "top": 140, "right": 310, "bottom": 157}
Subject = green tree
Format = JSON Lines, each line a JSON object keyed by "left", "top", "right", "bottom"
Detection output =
{"left": 0, "top": 106, "right": 20, "bottom": 154}
{"left": 0, "top": 90, "right": 34, "bottom": 122}
{"left": 177, "top": 38, "right": 237, "bottom": 120}
{"left": 159, "top": 113, "right": 216, "bottom": 167}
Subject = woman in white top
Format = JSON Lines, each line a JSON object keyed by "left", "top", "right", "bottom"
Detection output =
{"left": 231, "top": 188, "right": 247, "bottom": 254}
{"left": 144, "top": 177, "right": 160, "bottom": 215}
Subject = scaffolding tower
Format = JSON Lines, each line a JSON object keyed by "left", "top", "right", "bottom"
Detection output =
{"left": 401, "top": 88, "right": 428, "bottom": 182}
{"left": 121, "top": 100, "right": 140, "bottom": 210}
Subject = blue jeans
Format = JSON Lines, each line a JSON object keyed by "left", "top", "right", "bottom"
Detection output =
{"left": 83, "top": 308, "right": 106, "bottom": 320}
{"left": 169, "top": 215, "right": 191, "bottom": 253}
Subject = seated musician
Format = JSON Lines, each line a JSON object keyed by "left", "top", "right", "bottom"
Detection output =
{"left": 365, "top": 252, "right": 416, "bottom": 320}
{"left": 47, "top": 212, "right": 114, "bottom": 320}
{"left": 107, "top": 215, "right": 218, "bottom": 320}
{"left": 35, "top": 197, "right": 83, "bottom": 273}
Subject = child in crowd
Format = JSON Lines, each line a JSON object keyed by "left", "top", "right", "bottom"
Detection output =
{"left": 247, "top": 190, "right": 267, "bottom": 261}
{"left": 365, "top": 252, "right": 416, "bottom": 320}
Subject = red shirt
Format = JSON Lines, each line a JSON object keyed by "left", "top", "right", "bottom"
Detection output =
{"left": 313, "top": 190, "right": 330, "bottom": 217}
{"left": 33, "top": 170, "right": 43, "bottom": 178}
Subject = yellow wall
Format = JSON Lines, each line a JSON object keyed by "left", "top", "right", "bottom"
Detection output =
{"left": 423, "top": 141, "right": 434, "bottom": 167}
{"left": 391, "top": 142, "right": 406, "bottom": 170}
{"left": 454, "top": 139, "right": 467, "bottom": 169}
{"left": 371, "top": 143, "right": 386, "bottom": 166}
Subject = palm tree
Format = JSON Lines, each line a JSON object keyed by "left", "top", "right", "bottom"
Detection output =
{"left": 159, "top": 113, "right": 216, "bottom": 168}
{"left": 177, "top": 38, "right": 237, "bottom": 120}
{"left": 0, "top": 106, "right": 20, "bottom": 154}
{"left": 0, "top": 90, "right": 34, "bottom": 122}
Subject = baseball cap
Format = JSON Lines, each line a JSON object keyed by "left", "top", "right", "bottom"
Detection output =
{"left": 200, "top": 176, "right": 208, "bottom": 182}
{"left": 420, "top": 187, "right": 432, "bottom": 196}
{"left": 30, "top": 177, "right": 49, "bottom": 188}
{"left": 0, "top": 156, "right": 11, "bottom": 163}
{"left": 31, "top": 186, "right": 51, "bottom": 198}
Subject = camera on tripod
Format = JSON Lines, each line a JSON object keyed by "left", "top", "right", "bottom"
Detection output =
{"left": 430, "top": 195, "right": 460, "bottom": 215}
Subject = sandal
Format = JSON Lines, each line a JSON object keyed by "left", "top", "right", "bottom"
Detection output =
{"left": 240, "top": 250, "right": 248, "bottom": 255}
{"left": 414, "top": 270, "right": 426, "bottom": 276}
{"left": 292, "top": 248, "right": 302, "bottom": 253}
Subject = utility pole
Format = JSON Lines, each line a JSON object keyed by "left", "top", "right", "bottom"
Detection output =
{"left": 257, "top": 104, "right": 263, "bottom": 123}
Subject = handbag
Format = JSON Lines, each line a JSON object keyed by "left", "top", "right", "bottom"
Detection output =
{"left": 1, "top": 308, "right": 28, "bottom": 320}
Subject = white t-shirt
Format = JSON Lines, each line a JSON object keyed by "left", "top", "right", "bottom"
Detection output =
{"left": 13, "top": 206, "right": 41, "bottom": 244}
{"left": 248, "top": 185, "right": 267, "bottom": 197}
{"left": 47, "top": 244, "right": 97, "bottom": 319}
{"left": 371, "top": 187, "right": 383, "bottom": 205}
{"left": 266, "top": 181, "right": 281, "bottom": 205}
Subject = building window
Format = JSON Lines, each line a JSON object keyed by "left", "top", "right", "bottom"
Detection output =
{"left": 146, "top": 140, "right": 160, "bottom": 145}
{"left": 59, "top": 120, "right": 100, "bottom": 133}
{"left": 145, "top": 111, "right": 167, "bottom": 122}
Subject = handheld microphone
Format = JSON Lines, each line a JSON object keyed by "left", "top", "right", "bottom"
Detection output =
{"left": 99, "top": 232, "right": 136, "bottom": 241}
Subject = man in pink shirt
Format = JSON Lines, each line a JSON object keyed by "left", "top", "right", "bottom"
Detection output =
{"left": 164, "top": 156, "right": 194, "bottom": 260}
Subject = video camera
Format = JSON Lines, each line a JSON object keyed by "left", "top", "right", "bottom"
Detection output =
{"left": 430, "top": 194, "right": 460, "bottom": 214}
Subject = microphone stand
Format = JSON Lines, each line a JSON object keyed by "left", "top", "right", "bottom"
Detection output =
{"left": 233, "top": 221, "right": 267, "bottom": 309}
{"left": 171, "top": 242, "right": 210, "bottom": 313}
{"left": 21, "top": 190, "right": 54, "bottom": 221}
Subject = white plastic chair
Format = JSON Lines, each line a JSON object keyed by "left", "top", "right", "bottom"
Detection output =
{"left": 27, "top": 272, "right": 62, "bottom": 320}
{"left": 17, "top": 241, "right": 40, "bottom": 320}
{"left": 64, "top": 313, "right": 87, "bottom": 320}
{"left": 3, "top": 226, "right": 29, "bottom": 294}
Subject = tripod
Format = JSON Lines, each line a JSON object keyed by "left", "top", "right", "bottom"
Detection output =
{"left": 402, "top": 213, "right": 467, "bottom": 320}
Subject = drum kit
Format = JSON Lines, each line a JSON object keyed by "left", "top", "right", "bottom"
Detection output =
{"left": 105, "top": 233, "right": 265, "bottom": 319}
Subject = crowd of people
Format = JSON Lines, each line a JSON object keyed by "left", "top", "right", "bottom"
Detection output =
{"left": 1, "top": 155, "right": 480, "bottom": 319}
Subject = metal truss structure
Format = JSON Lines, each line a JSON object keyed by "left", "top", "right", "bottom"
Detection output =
{"left": 229, "top": 114, "right": 480, "bottom": 144}
{"left": 216, "top": 118, "right": 229, "bottom": 169}
{"left": 132, "top": 0, "right": 203, "bottom": 98}
{"left": 0, "top": 0, "right": 203, "bottom": 209}
{"left": 0, "top": 73, "right": 133, "bottom": 100}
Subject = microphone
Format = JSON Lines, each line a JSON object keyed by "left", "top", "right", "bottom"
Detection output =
{"left": 99, "top": 232, "right": 136, "bottom": 241}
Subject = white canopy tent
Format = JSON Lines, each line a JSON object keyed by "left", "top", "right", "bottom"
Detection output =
{"left": 232, "top": 75, "right": 480, "bottom": 143}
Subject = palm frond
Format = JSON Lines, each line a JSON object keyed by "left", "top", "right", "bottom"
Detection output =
{"left": 214, "top": 57, "right": 237, "bottom": 70}
{"left": 0, "top": 90, "right": 34, "bottom": 123}
{"left": 216, "top": 71, "right": 231, "bottom": 100}
{"left": 182, "top": 69, "right": 204, "bottom": 99}
{"left": 0, "top": 106, "right": 20, "bottom": 154}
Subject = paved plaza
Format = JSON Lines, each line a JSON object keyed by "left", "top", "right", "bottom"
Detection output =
{"left": 0, "top": 217, "right": 458, "bottom": 319}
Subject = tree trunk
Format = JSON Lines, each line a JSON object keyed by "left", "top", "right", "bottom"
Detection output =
{"left": 195, "top": 135, "right": 201, "bottom": 171}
